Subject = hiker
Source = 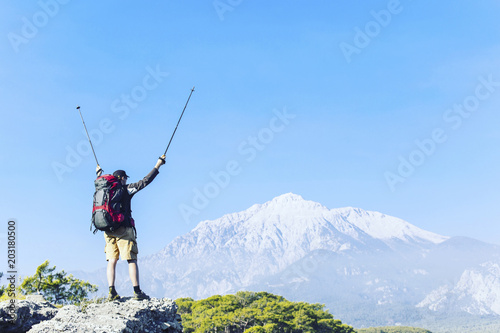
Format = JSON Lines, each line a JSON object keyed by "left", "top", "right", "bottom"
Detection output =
{"left": 95, "top": 155, "right": 165, "bottom": 300}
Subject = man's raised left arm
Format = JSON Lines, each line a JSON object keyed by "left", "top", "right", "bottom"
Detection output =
{"left": 127, "top": 155, "right": 166, "bottom": 194}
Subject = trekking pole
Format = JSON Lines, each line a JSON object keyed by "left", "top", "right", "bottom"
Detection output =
{"left": 163, "top": 87, "right": 195, "bottom": 157}
{"left": 76, "top": 106, "right": 100, "bottom": 166}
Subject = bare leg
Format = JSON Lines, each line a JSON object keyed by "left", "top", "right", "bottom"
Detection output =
{"left": 107, "top": 258, "right": 118, "bottom": 287}
{"left": 127, "top": 259, "right": 139, "bottom": 286}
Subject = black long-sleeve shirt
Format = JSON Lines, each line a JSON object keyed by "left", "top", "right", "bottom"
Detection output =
{"left": 121, "top": 168, "right": 159, "bottom": 226}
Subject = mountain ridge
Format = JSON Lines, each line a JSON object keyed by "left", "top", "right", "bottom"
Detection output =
{"left": 165, "top": 192, "right": 448, "bottom": 257}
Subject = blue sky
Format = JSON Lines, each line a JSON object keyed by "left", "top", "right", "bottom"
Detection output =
{"left": 1, "top": 1, "right": 500, "bottom": 277}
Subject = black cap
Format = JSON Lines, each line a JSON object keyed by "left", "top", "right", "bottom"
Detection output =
{"left": 113, "top": 170, "right": 129, "bottom": 179}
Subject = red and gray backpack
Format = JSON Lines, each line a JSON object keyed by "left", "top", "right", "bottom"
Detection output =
{"left": 91, "top": 175, "right": 125, "bottom": 233}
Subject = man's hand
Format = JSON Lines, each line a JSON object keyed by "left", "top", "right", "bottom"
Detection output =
{"left": 96, "top": 165, "right": 103, "bottom": 176}
{"left": 155, "top": 155, "right": 166, "bottom": 170}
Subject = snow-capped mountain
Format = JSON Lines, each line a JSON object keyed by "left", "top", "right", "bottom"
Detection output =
{"left": 80, "top": 193, "right": 500, "bottom": 330}
{"left": 138, "top": 193, "right": 448, "bottom": 297}
{"left": 162, "top": 192, "right": 447, "bottom": 257}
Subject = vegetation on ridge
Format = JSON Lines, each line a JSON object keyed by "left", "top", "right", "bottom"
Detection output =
{"left": 0, "top": 260, "right": 97, "bottom": 305}
{"left": 176, "top": 291, "right": 355, "bottom": 333}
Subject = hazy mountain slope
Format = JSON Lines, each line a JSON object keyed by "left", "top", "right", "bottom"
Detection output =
{"left": 418, "top": 262, "right": 500, "bottom": 315}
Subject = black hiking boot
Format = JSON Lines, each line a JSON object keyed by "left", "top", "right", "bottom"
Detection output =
{"left": 133, "top": 290, "right": 150, "bottom": 300}
{"left": 107, "top": 292, "right": 121, "bottom": 301}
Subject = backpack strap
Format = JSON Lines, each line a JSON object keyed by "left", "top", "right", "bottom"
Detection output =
{"left": 90, "top": 219, "right": 98, "bottom": 234}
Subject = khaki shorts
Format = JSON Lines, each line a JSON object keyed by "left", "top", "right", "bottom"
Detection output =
{"left": 104, "top": 227, "right": 138, "bottom": 261}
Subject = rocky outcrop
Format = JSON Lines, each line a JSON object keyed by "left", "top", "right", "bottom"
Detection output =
{"left": 0, "top": 299, "right": 58, "bottom": 333}
{"left": 417, "top": 261, "right": 500, "bottom": 316}
{"left": 0, "top": 297, "right": 182, "bottom": 333}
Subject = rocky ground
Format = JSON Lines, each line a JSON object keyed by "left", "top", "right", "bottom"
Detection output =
{"left": 0, "top": 297, "right": 182, "bottom": 333}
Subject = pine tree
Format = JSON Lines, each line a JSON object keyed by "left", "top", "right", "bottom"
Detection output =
{"left": 176, "top": 291, "right": 356, "bottom": 333}
{"left": 19, "top": 260, "right": 98, "bottom": 305}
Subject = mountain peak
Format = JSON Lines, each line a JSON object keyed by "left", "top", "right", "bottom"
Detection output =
{"left": 260, "top": 193, "right": 327, "bottom": 213}
{"left": 271, "top": 192, "right": 304, "bottom": 202}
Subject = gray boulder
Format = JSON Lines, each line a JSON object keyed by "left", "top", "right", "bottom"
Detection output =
{"left": 0, "top": 300, "right": 58, "bottom": 333}
{"left": 28, "top": 297, "right": 183, "bottom": 333}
